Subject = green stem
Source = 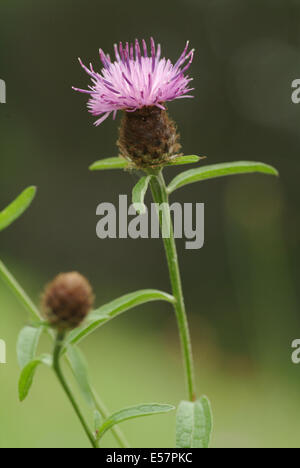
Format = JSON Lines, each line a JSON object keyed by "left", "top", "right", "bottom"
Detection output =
{"left": 91, "top": 388, "right": 130, "bottom": 448}
{"left": 149, "top": 172, "right": 196, "bottom": 402}
{"left": 0, "top": 260, "right": 40, "bottom": 320}
{"left": 0, "top": 258, "right": 128, "bottom": 447}
{"left": 53, "top": 332, "right": 98, "bottom": 448}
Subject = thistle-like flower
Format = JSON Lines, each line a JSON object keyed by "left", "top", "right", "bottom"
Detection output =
{"left": 73, "top": 38, "right": 194, "bottom": 125}
{"left": 42, "top": 272, "right": 94, "bottom": 331}
{"left": 73, "top": 39, "right": 195, "bottom": 168}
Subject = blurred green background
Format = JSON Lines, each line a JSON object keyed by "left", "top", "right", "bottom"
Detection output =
{"left": 1, "top": 0, "right": 300, "bottom": 448}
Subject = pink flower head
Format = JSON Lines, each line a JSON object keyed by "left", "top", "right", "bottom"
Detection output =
{"left": 73, "top": 38, "right": 195, "bottom": 126}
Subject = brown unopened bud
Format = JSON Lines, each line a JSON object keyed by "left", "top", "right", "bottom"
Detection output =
{"left": 42, "top": 272, "right": 94, "bottom": 331}
{"left": 117, "top": 106, "right": 181, "bottom": 168}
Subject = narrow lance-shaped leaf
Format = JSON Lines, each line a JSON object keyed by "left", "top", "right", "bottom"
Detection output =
{"left": 65, "top": 289, "right": 175, "bottom": 349}
{"left": 167, "top": 161, "right": 279, "bottom": 194}
{"left": 89, "top": 157, "right": 128, "bottom": 171}
{"left": 18, "top": 354, "right": 52, "bottom": 402}
{"left": 0, "top": 186, "right": 37, "bottom": 232}
{"left": 97, "top": 404, "right": 175, "bottom": 441}
{"left": 167, "top": 155, "right": 206, "bottom": 166}
{"left": 176, "top": 396, "right": 213, "bottom": 448}
{"left": 17, "top": 326, "right": 43, "bottom": 369}
{"left": 132, "top": 176, "right": 151, "bottom": 215}
{"left": 67, "top": 345, "right": 95, "bottom": 408}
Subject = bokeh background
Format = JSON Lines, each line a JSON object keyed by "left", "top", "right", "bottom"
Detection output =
{"left": 1, "top": 0, "right": 300, "bottom": 448}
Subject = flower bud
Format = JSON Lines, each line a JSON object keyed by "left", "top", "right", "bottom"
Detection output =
{"left": 117, "top": 106, "right": 181, "bottom": 168}
{"left": 42, "top": 272, "right": 94, "bottom": 331}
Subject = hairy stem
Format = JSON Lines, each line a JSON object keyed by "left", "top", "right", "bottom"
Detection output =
{"left": 149, "top": 172, "right": 196, "bottom": 401}
{"left": 53, "top": 332, "right": 98, "bottom": 448}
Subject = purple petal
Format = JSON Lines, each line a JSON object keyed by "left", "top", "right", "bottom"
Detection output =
{"left": 142, "top": 39, "right": 148, "bottom": 57}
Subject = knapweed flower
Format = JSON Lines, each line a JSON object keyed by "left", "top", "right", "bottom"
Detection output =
{"left": 42, "top": 272, "right": 94, "bottom": 331}
{"left": 73, "top": 38, "right": 195, "bottom": 168}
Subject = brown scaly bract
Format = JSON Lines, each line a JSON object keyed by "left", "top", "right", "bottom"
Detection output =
{"left": 42, "top": 272, "right": 94, "bottom": 331}
{"left": 117, "top": 106, "right": 182, "bottom": 169}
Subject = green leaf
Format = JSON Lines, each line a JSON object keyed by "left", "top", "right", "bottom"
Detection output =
{"left": 17, "top": 326, "right": 43, "bottom": 369}
{"left": 132, "top": 176, "right": 151, "bottom": 214}
{"left": 67, "top": 345, "right": 94, "bottom": 408}
{"left": 167, "top": 161, "right": 279, "bottom": 194}
{"left": 0, "top": 186, "right": 37, "bottom": 232}
{"left": 89, "top": 157, "right": 128, "bottom": 171}
{"left": 97, "top": 404, "right": 175, "bottom": 441}
{"left": 167, "top": 155, "right": 205, "bottom": 166}
{"left": 65, "top": 289, "right": 174, "bottom": 349}
{"left": 94, "top": 410, "right": 103, "bottom": 434}
{"left": 18, "top": 354, "right": 52, "bottom": 402}
{"left": 176, "top": 396, "right": 213, "bottom": 448}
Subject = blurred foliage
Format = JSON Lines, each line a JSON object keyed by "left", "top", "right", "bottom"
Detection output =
{"left": 0, "top": 0, "right": 300, "bottom": 447}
